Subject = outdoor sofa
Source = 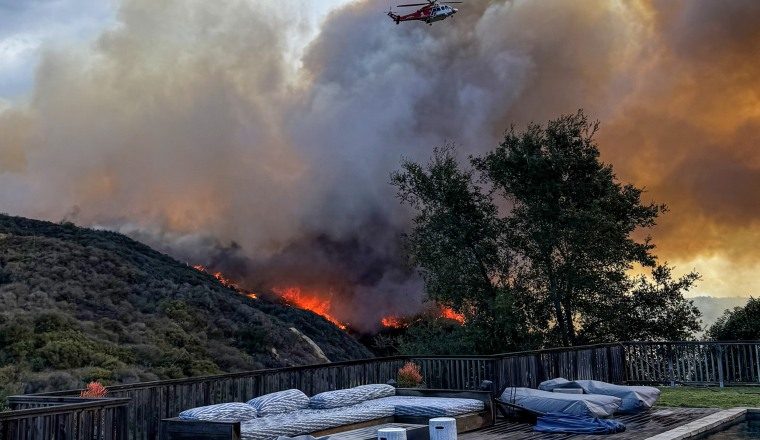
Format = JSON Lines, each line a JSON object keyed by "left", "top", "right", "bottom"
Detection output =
{"left": 160, "top": 384, "right": 494, "bottom": 440}
{"left": 495, "top": 377, "right": 661, "bottom": 421}
{"left": 498, "top": 387, "right": 622, "bottom": 418}
{"left": 538, "top": 378, "right": 661, "bottom": 413}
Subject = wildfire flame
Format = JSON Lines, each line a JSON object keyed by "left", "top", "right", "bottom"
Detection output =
{"left": 440, "top": 307, "right": 466, "bottom": 324}
{"left": 274, "top": 286, "right": 348, "bottom": 330}
{"left": 380, "top": 305, "right": 466, "bottom": 328}
{"left": 381, "top": 316, "right": 405, "bottom": 329}
{"left": 193, "top": 264, "right": 465, "bottom": 331}
{"left": 193, "top": 265, "right": 258, "bottom": 299}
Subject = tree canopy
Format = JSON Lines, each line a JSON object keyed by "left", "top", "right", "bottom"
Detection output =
{"left": 391, "top": 111, "right": 701, "bottom": 353}
{"left": 708, "top": 298, "right": 760, "bottom": 341}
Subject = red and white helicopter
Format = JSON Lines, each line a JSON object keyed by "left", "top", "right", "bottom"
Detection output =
{"left": 388, "top": 0, "right": 462, "bottom": 25}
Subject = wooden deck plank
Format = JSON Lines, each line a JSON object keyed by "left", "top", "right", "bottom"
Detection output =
{"left": 459, "top": 408, "right": 719, "bottom": 440}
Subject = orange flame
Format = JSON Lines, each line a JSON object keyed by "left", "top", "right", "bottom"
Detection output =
{"left": 381, "top": 306, "right": 465, "bottom": 328}
{"left": 381, "top": 316, "right": 406, "bottom": 329}
{"left": 274, "top": 286, "right": 347, "bottom": 330}
{"left": 193, "top": 265, "right": 258, "bottom": 299}
{"left": 440, "top": 307, "right": 465, "bottom": 324}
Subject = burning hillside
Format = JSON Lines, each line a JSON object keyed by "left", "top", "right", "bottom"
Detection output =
{"left": 193, "top": 265, "right": 258, "bottom": 299}
{"left": 192, "top": 264, "right": 464, "bottom": 333}
{"left": 193, "top": 265, "right": 349, "bottom": 330}
{"left": 274, "top": 286, "right": 348, "bottom": 330}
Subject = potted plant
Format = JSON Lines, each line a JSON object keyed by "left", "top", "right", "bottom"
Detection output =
{"left": 80, "top": 381, "right": 109, "bottom": 398}
{"left": 396, "top": 362, "right": 424, "bottom": 388}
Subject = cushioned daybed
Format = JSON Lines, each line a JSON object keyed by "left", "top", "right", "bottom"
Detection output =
{"left": 161, "top": 385, "right": 493, "bottom": 440}
{"left": 538, "top": 378, "right": 661, "bottom": 413}
{"left": 499, "top": 387, "right": 621, "bottom": 418}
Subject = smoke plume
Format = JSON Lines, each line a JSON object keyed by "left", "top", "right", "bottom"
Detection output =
{"left": 1, "top": 0, "right": 759, "bottom": 330}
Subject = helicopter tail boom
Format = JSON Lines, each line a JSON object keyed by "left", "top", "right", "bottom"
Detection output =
{"left": 387, "top": 11, "right": 402, "bottom": 24}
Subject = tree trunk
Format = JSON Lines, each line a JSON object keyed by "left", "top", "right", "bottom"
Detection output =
{"left": 562, "top": 288, "right": 576, "bottom": 346}
{"left": 469, "top": 244, "right": 499, "bottom": 353}
{"left": 546, "top": 258, "right": 569, "bottom": 347}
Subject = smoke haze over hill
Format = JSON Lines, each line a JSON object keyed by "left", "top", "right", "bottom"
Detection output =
{"left": 691, "top": 296, "right": 751, "bottom": 334}
{"left": 0, "top": 0, "right": 759, "bottom": 330}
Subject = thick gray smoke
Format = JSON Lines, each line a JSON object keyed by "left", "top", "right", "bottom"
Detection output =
{"left": 1, "top": 0, "right": 759, "bottom": 330}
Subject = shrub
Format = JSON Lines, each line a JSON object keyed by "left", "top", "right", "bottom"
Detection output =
{"left": 81, "top": 367, "right": 114, "bottom": 383}
{"left": 397, "top": 362, "right": 423, "bottom": 388}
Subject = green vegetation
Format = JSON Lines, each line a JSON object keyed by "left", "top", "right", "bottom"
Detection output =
{"left": 658, "top": 386, "right": 760, "bottom": 408}
{"left": 0, "top": 214, "right": 370, "bottom": 403}
{"left": 708, "top": 297, "right": 760, "bottom": 340}
{"left": 390, "top": 111, "right": 701, "bottom": 354}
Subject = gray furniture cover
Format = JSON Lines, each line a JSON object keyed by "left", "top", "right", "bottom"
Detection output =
{"left": 537, "top": 378, "right": 574, "bottom": 391}
{"left": 538, "top": 378, "right": 660, "bottom": 412}
{"left": 500, "top": 387, "right": 621, "bottom": 418}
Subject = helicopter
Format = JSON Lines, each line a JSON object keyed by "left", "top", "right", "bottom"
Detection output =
{"left": 388, "top": 0, "right": 462, "bottom": 25}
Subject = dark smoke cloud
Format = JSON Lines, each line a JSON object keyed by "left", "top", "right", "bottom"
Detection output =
{"left": 0, "top": 0, "right": 759, "bottom": 330}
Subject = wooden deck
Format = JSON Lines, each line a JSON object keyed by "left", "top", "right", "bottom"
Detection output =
{"left": 460, "top": 408, "right": 720, "bottom": 440}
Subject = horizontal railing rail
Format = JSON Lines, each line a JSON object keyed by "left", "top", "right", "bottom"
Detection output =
{"left": 1, "top": 396, "right": 130, "bottom": 440}
{"left": 622, "top": 341, "right": 760, "bottom": 387}
{"left": 9, "top": 341, "right": 760, "bottom": 440}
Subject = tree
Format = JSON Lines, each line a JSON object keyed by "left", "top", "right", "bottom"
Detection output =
{"left": 580, "top": 265, "right": 701, "bottom": 342}
{"left": 390, "top": 146, "right": 539, "bottom": 353}
{"left": 472, "top": 111, "right": 699, "bottom": 346}
{"left": 393, "top": 112, "right": 702, "bottom": 351}
{"left": 708, "top": 297, "right": 760, "bottom": 341}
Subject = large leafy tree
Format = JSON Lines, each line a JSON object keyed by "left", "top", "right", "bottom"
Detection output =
{"left": 393, "top": 112, "right": 701, "bottom": 351}
{"left": 472, "top": 111, "right": 699, "bottom": 346}
{"left": 708, "top": 298, "right": 760, "bottom": 341}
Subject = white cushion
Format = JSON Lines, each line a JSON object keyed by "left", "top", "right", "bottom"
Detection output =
{"left": 179, "top": 402, "right": 257, "bottom": 422}
{"left": 309, "top": 384, "right": 395, "bottom": 409}
{"left": 242, "top": 400, "right": 394, "bottom": 440}
{"left": 247, "top": 389, "right": 309, "bottom": 416}
{"left": 374, "top": 396, "right": 484, "bottom": 417}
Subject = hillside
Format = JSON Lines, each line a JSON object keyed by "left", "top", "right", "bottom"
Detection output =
{"left": 690, "top": 296, "right": 750, "bottom": 333}
{"left": 0, "top": 214, "right": 371, "bottom": 401}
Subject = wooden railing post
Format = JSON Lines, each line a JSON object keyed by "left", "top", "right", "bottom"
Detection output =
{"left": 620, "top": 344, "right": 627, "bottom": 384}
{"left": 667, "top": 343, "right": 675, "bottom": 387}
{"left": 717, "top": 344, "right": 725, "bottom": 388}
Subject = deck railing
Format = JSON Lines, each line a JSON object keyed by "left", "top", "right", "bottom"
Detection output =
{"left": 1, "top": 396, "right": 130, "bottom": 440}
{"left": 6, "top": 341, "right": 760, "bottom": 440}
{"left": 36, "top": 357, "right": 409, "bottom": 440}
{"left": 624, "top": 341, "right": 760, "bottom": 386}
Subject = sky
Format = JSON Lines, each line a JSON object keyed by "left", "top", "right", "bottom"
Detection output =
{"left": 0, "top": 0, "right": 758, "bottom": 328}
{"left": 0, "top": 0, "right": 352, "bottom": 101}
{"left": 0, "top": 0, "right": 116, "bottom": 101}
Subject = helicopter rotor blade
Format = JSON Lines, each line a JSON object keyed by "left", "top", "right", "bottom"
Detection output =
{"left": 396, "top": 3, "right": 428, "bottom": 6}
